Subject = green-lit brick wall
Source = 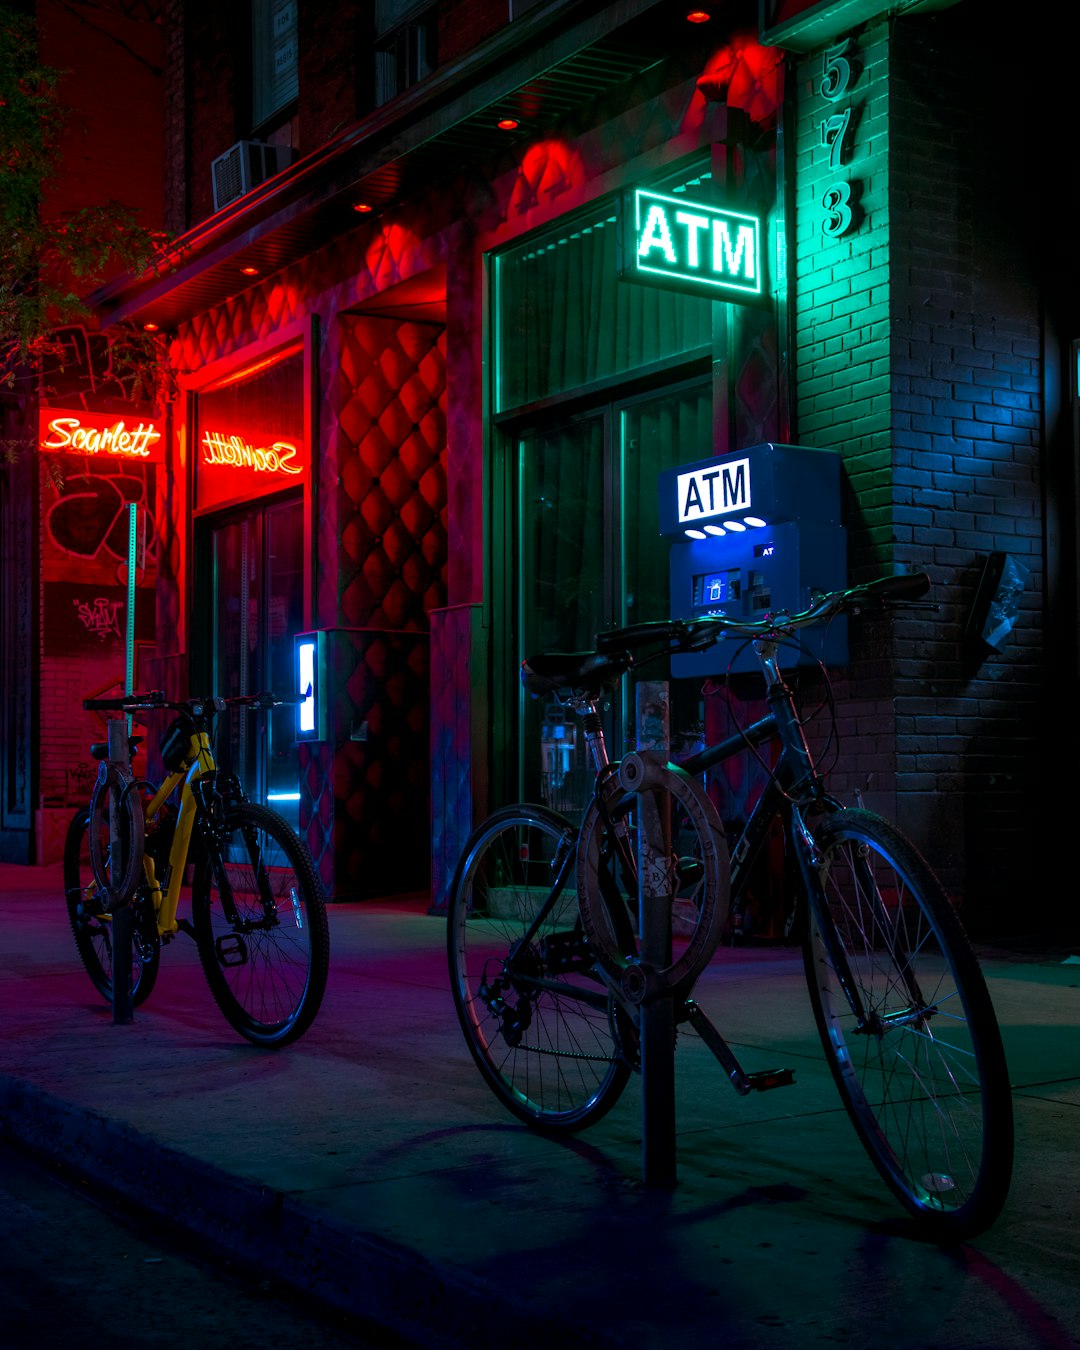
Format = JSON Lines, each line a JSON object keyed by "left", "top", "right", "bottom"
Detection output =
{"left": 794, "top": 22, "right": 892, "bottom": 578}
{"left": 789, "top": 10, "right": 1047, "bottom": 936}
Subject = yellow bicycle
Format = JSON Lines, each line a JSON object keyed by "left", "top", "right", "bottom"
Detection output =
{"left": 65, "top": 690, "right": 329, "bottom": 1047}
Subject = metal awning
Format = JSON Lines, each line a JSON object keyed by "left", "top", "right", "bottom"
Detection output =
{"left": 91, "top": 0, "right": 709, "bottom": 332}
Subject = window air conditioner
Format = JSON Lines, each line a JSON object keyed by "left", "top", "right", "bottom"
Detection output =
{"left": 211, "top": 141, "right": 292, "bottom": 211}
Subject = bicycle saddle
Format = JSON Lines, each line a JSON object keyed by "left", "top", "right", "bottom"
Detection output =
{"left": 89, "top": 736, "right": 143, "bottom": 761}
{"left": 520, "top": 651, "right": 631, "bottom": 697}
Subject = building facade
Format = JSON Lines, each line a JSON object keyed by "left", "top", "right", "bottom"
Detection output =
{"left": 9, "top": 0, "right": 1074, "bottom": 943}
{"left": 0, "top": 0, "right": 165, "bottom": 865}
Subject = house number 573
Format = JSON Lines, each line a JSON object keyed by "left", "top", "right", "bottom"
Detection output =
{"left": 819, "top": 37, "right": 859, "bottom": 237}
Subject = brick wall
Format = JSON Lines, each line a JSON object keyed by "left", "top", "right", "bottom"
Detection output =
{"left": 178, "top": 6, "right": 248, "bottom": 226}
{"left": 794, "top": 23, "right": 892, "bottom": 576}
{"left": 792, "top": 11, "right": 1046, "bottom": 933}
{"left": 888, "top": 10, "right": 1043, "bottom": 931}
{"left": 164, "top": 2, "right": 515, "bottom": 232}
{"left": 792, "top": 22, "right": 900, "bottom": 826}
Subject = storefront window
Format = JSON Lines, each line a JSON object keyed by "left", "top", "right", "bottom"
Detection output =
{"left": 195, "top": 348, "right": 305, "bottom": 513}
{"left": 194, "top": 345, "right": 306, "bottom": 828}
{"left": 494, "top": 191, "right": 712, "bottom": 412}
{"left": 515, "top": 382, "right": 712, "bottom": 817}
{"left": 494, "top": 164, "right": 722, "bottom": 814}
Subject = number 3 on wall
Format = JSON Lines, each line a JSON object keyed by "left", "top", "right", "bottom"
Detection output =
{"left": 821, "top": 180, "right": 853, "bottom": 237}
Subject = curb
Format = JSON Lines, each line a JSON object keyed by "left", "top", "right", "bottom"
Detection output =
{"left": 0, "top": 1074, "right": 616, "bottom": 1350}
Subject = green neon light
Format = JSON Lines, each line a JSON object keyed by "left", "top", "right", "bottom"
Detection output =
{"left": 626, "top": 188, "right": 763, "bottom": 300}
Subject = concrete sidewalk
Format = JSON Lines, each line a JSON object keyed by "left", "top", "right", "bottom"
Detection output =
{"left": 2, "top": 861, "right": 1079, "bottom": 1349}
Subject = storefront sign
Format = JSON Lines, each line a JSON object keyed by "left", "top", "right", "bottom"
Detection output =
{"left": 677, "top": 457, "right": 751, "bottom": 525}
{"left": 200, "top": 430, "right": 304, "bottom": 478}
{"left": 195, "top": 427, "right": 307, "bottom": 511}
{"left": 622, "top": 188, "right": 763, "bottom": 301}
{"left": 39, "top": 409, "right": 164, "bottom": 463}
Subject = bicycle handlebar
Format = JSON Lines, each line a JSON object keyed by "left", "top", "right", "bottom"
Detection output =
{"left": 594, "top": 572, "right": 933, "bottom": 656}
{"left": 83, "top": 690, "right": 301, "bottom": 714}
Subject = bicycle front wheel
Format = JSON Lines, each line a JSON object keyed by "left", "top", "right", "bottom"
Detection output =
{"left": 193, "top": 804, "right": 329, "bottom": 1047}
{"left": 88, "top": 763, "right": 144, "bottom": 908}
{"left": 804, "top": 808, "right": 1013, "bottom": 1238}
{"left": 64, "top": 807, "right": 160, "bottom": 1007}
{"left": 447, "top": 804, "right": 633, "bottom": 1131}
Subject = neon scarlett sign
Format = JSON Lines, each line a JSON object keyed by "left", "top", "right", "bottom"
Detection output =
{"left": 39, "top": 410, "right": 163, "bottom": 462}
{"left": 200, "top": 431, "right": 304, "bottom": 477}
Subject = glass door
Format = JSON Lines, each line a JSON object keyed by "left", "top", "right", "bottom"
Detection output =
{"left": 517, "top": 412, "right": 608, "bottom": 816}
{"left": 511, "top": 379, "right": 712, "bottom": 817}
{"left": 209, "top": 495, "right": 304, "bottom": 831}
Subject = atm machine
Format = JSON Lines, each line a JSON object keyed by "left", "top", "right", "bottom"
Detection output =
{"left": 657, "top": 442, "right": 848, "bottom": 939}
{"left": 657, "top": 442, "right": 848, "bottom": 675}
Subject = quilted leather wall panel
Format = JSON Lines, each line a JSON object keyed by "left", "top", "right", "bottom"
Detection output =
{"left": 332, "top": 316, "right": 448, "bottom": 630}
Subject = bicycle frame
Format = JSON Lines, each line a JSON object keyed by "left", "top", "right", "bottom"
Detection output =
{"left": 140, "top": 727, "right": 217, "bottom": 938}
{"left": 675, "top": 645, "right": 883, "bottom": 1028}
{"left": 568, "top": 633, "right": 881, "bottom": 1030}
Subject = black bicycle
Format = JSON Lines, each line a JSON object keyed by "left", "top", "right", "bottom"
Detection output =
{"left": 447, "top": 573, "right": 1014, "bottom": 1238}
{"left": 65, "top": 690, "right": 330, "bottom": 1047}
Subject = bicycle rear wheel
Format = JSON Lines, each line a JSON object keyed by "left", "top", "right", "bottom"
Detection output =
{"left": 63, "top": 807, "right": 160, "bottom": 1007}
{"left": 193, "top": 803, "right": 329, "bottom": 1047}
{"left": 576, "top": 762, "right": 729, "bottom": 1000}
{"left": 447, "top": 804, "right": 633, "bottom": 1131}
{"left": 804, "top": 808, "right": 1013, "bottom": 1238}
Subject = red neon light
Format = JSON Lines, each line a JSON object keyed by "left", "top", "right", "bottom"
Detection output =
{"left": 200, "top": 431, "right": 304, "bottom": 477}
{"left": 39, "top": 409, "right": 164, "bottom": 463}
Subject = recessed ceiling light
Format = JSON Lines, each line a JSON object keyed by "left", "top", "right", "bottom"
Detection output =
{"left": 497, "top": 118, "right": 520, "bottom": 131}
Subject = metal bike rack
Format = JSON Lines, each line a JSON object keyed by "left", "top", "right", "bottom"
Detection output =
{"left": 627, "top": 682, "right": 678, "bottom": 1187}
{"left": 105, "top": 717, "right": 135, "bottom": 1026}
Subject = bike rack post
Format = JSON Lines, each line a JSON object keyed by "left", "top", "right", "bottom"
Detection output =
{"left": 633, "top": 681, "right": 677, "bottom": 1188}
{"left": 106, "top": 717, "right": 135, "bottom": 1026}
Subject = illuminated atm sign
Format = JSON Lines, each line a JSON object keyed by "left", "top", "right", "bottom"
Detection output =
{"left": 677, "top": 457, "right": 751, "bottom": 525}
{"left": 622, "top": 188, "right": 764, "bottom": 302}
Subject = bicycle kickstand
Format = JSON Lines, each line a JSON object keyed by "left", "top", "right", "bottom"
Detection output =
{"left": 682, "top": 1000, "right": 795, "bottom": 1096}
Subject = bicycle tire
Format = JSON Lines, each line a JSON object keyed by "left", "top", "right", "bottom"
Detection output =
{"left": 87, "top": 763, "right": 145, "bottom": 909}
{"left": 63, "top": 806, "right": 160, "bottom": 1007}
{"left": 576, "top": 763, "right": 730, "bottom": 999}
{"left": 803, "top": 807, "right": 1013, "bottom": 1239}
{"left": 192, "top": 802, "right": 329, "bottom": 1047}
{"left": 447, "top": 804, "right": 634, "bottom": 1131}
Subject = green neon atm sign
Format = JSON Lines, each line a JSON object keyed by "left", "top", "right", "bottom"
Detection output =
{"left": 621, "top": 188, "right": 764, "bottom": 302}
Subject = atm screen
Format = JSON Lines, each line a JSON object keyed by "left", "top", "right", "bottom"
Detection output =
{"left": 695, "top": 568, "right": 741, "bottom": 608}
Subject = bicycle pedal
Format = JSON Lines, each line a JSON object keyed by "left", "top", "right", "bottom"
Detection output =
{"left": 745, "top": 1068, "right": 795, "bottom": 1091}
